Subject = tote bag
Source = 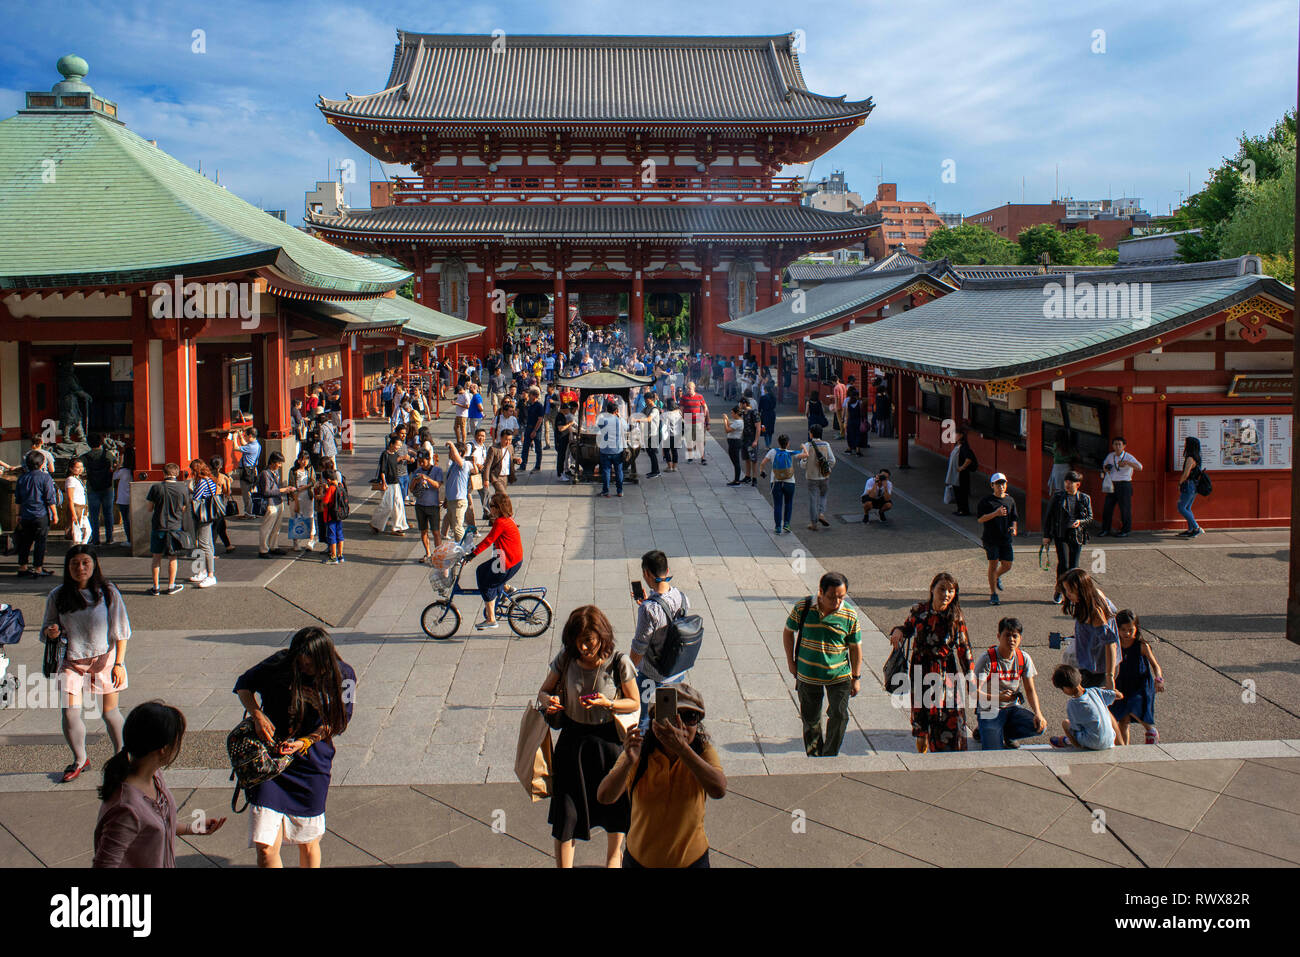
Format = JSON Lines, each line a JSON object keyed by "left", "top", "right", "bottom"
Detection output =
{"left": 515, "top": 704, "right": 554, "bottom": 801}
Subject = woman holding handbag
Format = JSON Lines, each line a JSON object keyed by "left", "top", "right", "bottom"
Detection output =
{"left": 65, "top": 459, "right": 92, "bottom": 545}
{"left": 287, "top": 451, "right": 316, "bottom": 553}
{"left": 537, "top": 605, "right": 639, "bottom": 868}
{"left": 42, "top": 545, "right": 132, "bottom": 782}
{"left": 187, "top": 459, "right": 220, "bottom": 588}
{"left": 887, "top": 572, "right": 975, "bottom": 753}
{"left": 1042, "top": 470, "right": 1093, "bottom": 605}
{"left": 234, "top": 626, "right": 354, "bottom": 868}
{"left": 208, "top": 455, "right": 235, "bottom": 554}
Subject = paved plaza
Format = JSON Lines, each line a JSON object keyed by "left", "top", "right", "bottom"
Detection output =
{"left": 1, "top": 404, "right": 1298, "bottom": 867}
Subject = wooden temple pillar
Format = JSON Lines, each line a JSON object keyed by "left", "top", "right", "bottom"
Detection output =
{"left": 258, "top": 310, "right": 293, "bottom": 465}
{"left": 1025, "top": 386, "right": 1043, "bottom": 534}
{"left": 631, "top": 269, "right": 645, "bottom": 353}
{"left": 896, "top": 372, "right": 914, "bottom": 469}
{"left": 339, "top": 337, "right": 356, "bottom": 453}
{"left": 553, "top": 271, "right": 568, "bottom": 356}
{"left": 131, "top": 296, "right": 156, "bottom": 471}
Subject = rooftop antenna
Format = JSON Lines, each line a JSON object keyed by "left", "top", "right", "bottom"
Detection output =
{"left": 1055, "top": 164, "right": 1059, "bottom": 201}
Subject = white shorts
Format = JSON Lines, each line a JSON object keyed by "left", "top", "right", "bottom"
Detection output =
{"left": 248, "top": 805, "right": 326, "bottom": 848}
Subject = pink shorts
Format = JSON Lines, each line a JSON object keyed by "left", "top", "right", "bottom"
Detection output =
{"left": 60, "top": 652, "right": 124, "bottom": 704}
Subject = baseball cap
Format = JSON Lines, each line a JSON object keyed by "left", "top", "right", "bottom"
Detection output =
{"left": 990, "top": 472, "right": 1008, "bottom": 484}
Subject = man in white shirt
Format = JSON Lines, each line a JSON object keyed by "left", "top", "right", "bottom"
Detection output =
{"left": 595, "top": 399, "right": 628, "bottom": 497}
{"left": 469, "top": 427, "right": 490, "bottom": 516}
{"left": 796, "top": 424, "right": 837, "bottom": 531}
{"left": 452, "top": 386, "right": 470, "bottom": 445}
{"left": 1099, "top": 436, "right": 1143, "bottom": 537}
{"left": 861, "top": 469, "right": 894, "bottom": 524}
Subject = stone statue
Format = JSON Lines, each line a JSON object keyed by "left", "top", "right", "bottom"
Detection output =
{"left": 56, "top": 357, "right": 92, "bottom": 438}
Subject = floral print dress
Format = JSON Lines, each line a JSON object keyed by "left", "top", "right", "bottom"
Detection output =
{"left": 897, "top": 600, "right": 975, "bottom": 751}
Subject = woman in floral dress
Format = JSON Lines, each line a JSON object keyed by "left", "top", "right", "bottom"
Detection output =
{"left": 888, "top": 572, "right": 975, "bottom": 752}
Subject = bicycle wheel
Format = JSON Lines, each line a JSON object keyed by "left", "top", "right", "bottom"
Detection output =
{"left": 420, "top": 601, "right": 461, "bottom": 640}
{"left": 505, "top": 595, "right": 552, "bottom": 638}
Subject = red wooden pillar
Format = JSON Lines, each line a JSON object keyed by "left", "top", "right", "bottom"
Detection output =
{"left": 131, "top": 296, "right": 155, "bottom": 470}
{"left": 1025, "top": 388, "right": 1043, "bottom": 533}
{"left": 795, "top": 338, "right": 807, "bottom": 411}
{"left": 468, "top": 272, "right": 487, "bottom": 355}
{"left": 896, "top": 373, "right": 913, "bottom": 469}
{"left": 700, "top": 254, "right": 715, "bottom": 357}
{"left": 339, "top": 337, "right": 356, "bottom": 452}
{"left": 631, "top": 270, "right": 645, "bottom": 352}
{"left": 160, "top": 336, "right": 194, "bottom": 467}
{"left": 402, "top": 341, "right": 411, "bottom": 390}
{"left": 260, "top": 312, "right": 291, "bottom": 444}
{"left": 484, "top": 268, "right": 499, "bottom": 356}
{"left": 553, "top": 271, "right": 568, "bottom": 356}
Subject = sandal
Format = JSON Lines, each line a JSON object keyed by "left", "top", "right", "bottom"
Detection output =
{"left": 1049, "top": 736, "right": 1070, "bottom": 749}
{"left": 60, "top": 759, "right": 91, "bottom": 783}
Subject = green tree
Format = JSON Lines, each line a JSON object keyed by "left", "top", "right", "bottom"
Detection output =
{"left": 921, "top": 222, "right": 1019, "bottom": 264}
{"left": 1218, "top": 137, "right": 1296, "bottom": 259}
{"left": 397, "top": 277, "right": 414, "bottom": 300}
{"left": 1015, "top": 224, "right": 1117, "bottom": 266}
{"left": 1174, "top": 111, "right": 1297, "bottom": 262}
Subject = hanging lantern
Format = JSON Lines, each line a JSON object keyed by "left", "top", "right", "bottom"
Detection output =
{"left": 513, "top": 293, "right": 549, "bottom": 320}
{"left": 648, "top": 292, "right": 683, "bottom": 319}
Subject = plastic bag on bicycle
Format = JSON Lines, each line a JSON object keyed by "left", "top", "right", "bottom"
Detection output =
{"left": 429, "top": 541, "right": 468, "bottom": 583}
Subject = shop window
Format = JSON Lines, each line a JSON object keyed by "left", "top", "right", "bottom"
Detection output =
{"left": 970, "top": 399, "right": 1024, "bottom": 446}
{"left": 918, "top": 379, "right": 952, "bottom": 420}
{"left": 1041, "top": 395, "right": 1109, "bottom": 468}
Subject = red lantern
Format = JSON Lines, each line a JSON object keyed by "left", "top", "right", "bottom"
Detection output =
{"left": 648, "top": 292, "right": 683, "bottom": 318}
{"left": 513, "top": 293, "right": 548, "bottom": 320}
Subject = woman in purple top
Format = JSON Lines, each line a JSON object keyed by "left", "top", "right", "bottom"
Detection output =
{"left": 234, "top": 627, "right": 354, "bottom": 868}
{"left": 93, "top": 702, "right": 226, "bottom": 868}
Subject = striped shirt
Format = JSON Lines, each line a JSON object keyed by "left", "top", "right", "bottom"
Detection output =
{"left": 787, "top": 596, "right": 861, "bottom": 685}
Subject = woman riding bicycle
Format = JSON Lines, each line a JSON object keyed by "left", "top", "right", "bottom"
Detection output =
{"left": 467, "top": 491, "right": 523, "bottom": 631}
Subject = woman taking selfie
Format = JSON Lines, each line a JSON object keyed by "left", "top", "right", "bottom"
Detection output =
{"left": 42, "top": 545, "right": 132, "bottom": 782}
{"left": 597, "top": 684, "right": 725, "bottom": 868}
{"left": 233, "top": 627, "right": 354, "bottom": 868}
{"left": 93, "top": 701, "right": 226, "bottom": 867}
{"left": 537, "top": 605, "right": 640, "bottom": 868}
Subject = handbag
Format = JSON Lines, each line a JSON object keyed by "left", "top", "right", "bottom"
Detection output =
{"left": 0, "top": 605, "right": 24, "bottom": 645}
{"left": 943, "top": 485, "right": 956, "bottom": 505}
{"left": 287, "top": 514, "right": 312, "bottom": 540}
{"left": 42, "top": 625, "right": 64, "bottom": 679}
{"left": 514, "top": 703, "right": 554, "bottom": 801}
{"left": 883, "top": 631, "right": 911, "bottom": 696}
{"left": 226, "top": 716, "right": 296, "bottom": 813}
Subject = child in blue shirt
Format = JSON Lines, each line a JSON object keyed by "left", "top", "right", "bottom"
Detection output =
{"left": 1050, "top": 664, "right": 1123, "bottom": 750}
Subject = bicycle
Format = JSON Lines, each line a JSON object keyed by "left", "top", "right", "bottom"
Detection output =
{"left": 420, "top": 535, "right": 553, "bottom": 640}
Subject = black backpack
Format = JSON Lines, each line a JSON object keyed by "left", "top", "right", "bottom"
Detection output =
{"left": 646, "top": 593, "right": 704, "bottom": 677}
{"left": 1195, "top": 468, "right": 1213, "bottom": 497}
{"left": 334, "top": 480, "right": 351, "bottom": 520}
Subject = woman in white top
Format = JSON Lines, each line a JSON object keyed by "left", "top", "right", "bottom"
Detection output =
{"left": 722, "top": 406, "right": 745, "bottom": 485}
{"left": 659, "top": 399, "right": 683, "bottom": 473}
{"left": 65, "top": 459, "right": 92, "bottom": 545}
{"left": 288, "top": 451, "right": 316, "bottom": 551}
{"left": 42, "top": 545, "right": 132, "bottom": 782}
{"left": 112, "top": 455, "right": 133, "bottom": 547}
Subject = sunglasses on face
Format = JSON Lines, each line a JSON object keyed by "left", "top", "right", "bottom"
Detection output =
{"left": 676, "top": 710, "right": 703, "bottom": 726}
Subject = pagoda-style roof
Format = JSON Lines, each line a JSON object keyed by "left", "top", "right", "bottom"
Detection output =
{"left": 301, "top": 295, "right": 483, "bottom": 346}
{"left": 0, "top": 58, "right": 410, "bottom": 296}
{"left": 809, "top": 258, "right": 1292, "bottom": 385}
{"left": 318, "top": 32, "right": 873, "bottom": 129}
{"left": 721, "top": 263, "right": 953, "bottom": 342}
{"left": 784, "top": 262, "right": 870, "bottom": 283}
{"left": 307, "top": 203, "right": 881, "bottom": 244}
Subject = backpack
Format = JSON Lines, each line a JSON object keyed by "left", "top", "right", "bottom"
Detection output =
{"left": 1195, "top": 468, "right": 1213, "bottom": 497}
{"left": 771, "top": 448, "right": 795, "bottom": 482}
{"left": 809, "top": 440, "right": 833, "bottom": 477}
{"left": 84, "top": 449, "right": 115, "bottom": 492}
{"left": 985, "top": 646, "right": 1026, "bottom": 686}
{"left": 333, "top": 481, "right": 350, "bottom": 520}
{"left": 646, "top": 592, "right": 704, "bottom": 678}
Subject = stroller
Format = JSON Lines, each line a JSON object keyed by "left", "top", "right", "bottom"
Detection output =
{"left": 0, "top": 603, "right": 25, "bottom": 709}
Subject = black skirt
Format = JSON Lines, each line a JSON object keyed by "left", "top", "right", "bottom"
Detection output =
{"left": 548, "top": 716, "right": 630, "bottom": 842}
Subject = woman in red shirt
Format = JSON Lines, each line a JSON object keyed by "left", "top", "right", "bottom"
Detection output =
{"left": 469, "top": 492, "right": 523, "bottom": 630}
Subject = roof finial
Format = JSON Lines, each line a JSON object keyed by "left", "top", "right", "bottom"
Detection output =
{"left": 53, "top": 54, "right": 92, "bottom": 95}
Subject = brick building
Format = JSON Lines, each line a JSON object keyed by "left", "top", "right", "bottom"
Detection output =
{"left": 860, "top": 183, "right": 946, "bottom": 259}
{"left": 966, "top": 198, "right": 1151, "bottom": 249}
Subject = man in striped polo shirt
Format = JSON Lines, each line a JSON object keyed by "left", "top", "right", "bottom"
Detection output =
{"left": 783, "top": 572, "right": 862, "bottom": 757}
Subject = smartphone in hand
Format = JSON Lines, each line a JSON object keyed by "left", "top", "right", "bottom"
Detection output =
{"left": 631, "top": 580, "right": 645, "bottom": 601}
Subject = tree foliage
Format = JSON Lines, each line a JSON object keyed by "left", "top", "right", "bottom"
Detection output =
{"left": 1015, "top": 224, "right": 1118, "bottom": 266}
{"left": 920, "top": 222, "right": 1019, "bottom": 264}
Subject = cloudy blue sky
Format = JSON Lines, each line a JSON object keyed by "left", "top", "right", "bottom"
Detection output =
{"left": 1, "top": 0, "right": 1294, "bottom": 221}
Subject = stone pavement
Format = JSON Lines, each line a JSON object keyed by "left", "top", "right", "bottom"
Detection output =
{"left": 3, "top": 752, "right": 1298, "bottom": 867}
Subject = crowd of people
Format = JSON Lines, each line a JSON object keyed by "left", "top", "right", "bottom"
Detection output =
{"left": 3, "top": 324, "right": 1178, "bottom": 869}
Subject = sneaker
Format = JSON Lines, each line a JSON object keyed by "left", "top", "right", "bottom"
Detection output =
{"left": 1189, "top": 528, "right": 1204, "bottom": 538}
{"left": 148, "top": 586, "right": 160, "bottom": 596}
{"left": 322, "top": 554, "right": 335, "bottom": 563}
{"left": 989, "top": 593, "right": 1000, "bottom": 605}
{"left": 616, "top": 492, "right": 623, "bottom": 497}
{"left": 700, "top": 458, "right": 707, "bottom": 465}
{"left": 783, "top": 524, "right": 791, "bottom": 533}
{"left": 1145, "top": 727, "right": 1160, "bottom": 744}
{"left": 1003, "top": 737, "right": 1020, "bottom": 750}
{"left": 166, "top": 584, "right": 184, "bottom": 596}
{"left": 474, "top": 620, "right": 500, "bottom": 630}
{"left": 199, "top": 577, "right": 217, "bottom": 588}
{"left": 1115, "top": 531, "right": 1130, "bottom": 538}
{"left": 774, "top": 527, "right": 783, "bottom": 534}
{"left": 807, "top": 523, "right": 817, "bottom": 531}
{"left": 879, "top": 514, "right": 888, "bottom": 524}
{"left": 1175, "top": 530, "right": 1193, "bottom": 537}
{"left": 862, "top": 515, "right": 870, "bottom": 524}
{"left": 996, "top": 576, "right": 1004, "bottom": 591}
{"left": 726, "top": 481, "right": 741, "bottom": 487}
{"left": 337, "top": 556, "right": 346, "bottom": 564}
{"left": 189, "top": 574, "right": 207, "bottom": 583}
{"left": 818, "top": 515, "right": 830, "bottom": 527}
{"left": 1052, "top": 593, "right": 1063, "bottom": 605}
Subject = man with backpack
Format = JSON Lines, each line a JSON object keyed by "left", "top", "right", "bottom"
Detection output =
{"left": 760, "top": 434, "right": 798, "bottom": 534}
{"left": 782, "top": 572, "right": 862, "bottom": 757}
{"left": 796, "top": 425, "right": 836, "bottom": 531}
{"left": 80, "top": 433, "right": 117, "bottom": 547}
{"left": 629, "top": 550, "right": 699, "bottom": 732}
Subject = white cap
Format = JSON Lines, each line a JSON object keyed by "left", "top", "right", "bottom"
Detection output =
{"left": 990, "top": 472, "right": 1008, "bottom": 484}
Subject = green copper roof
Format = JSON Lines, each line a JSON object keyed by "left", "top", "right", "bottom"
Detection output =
{"left": 809, "top": 259, "right": 1292, "bottom": 383}
{"left": 301, "top": 295, "right": 484, "bottom": 345}
{"left": 719, "top": 264, "right": 951, "bottom": 341}
{"left": 0, "top": 109, "right": 410, "bottom": 293}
